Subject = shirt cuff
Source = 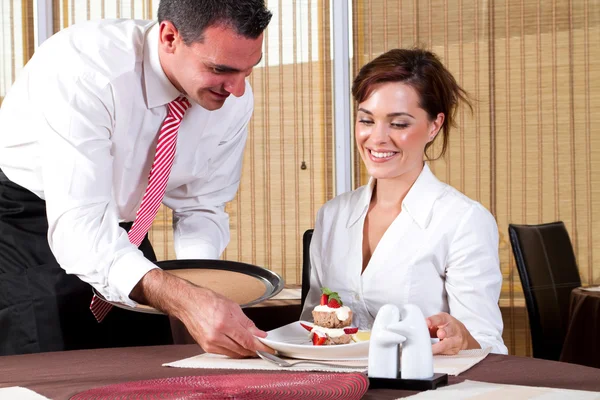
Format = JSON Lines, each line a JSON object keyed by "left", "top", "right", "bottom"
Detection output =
{"left": 175, "top": 240, "right": 219, "bottom": 260}
{"left": 474, "top": 337, "right": 508, "bottom": 355}
{"left": 107, "top": 250, "right": 158, "bottom": 307}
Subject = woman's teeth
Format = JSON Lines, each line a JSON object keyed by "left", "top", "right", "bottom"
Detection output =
{"left": 370, "top": 150, "right": 396, "bottom": 158}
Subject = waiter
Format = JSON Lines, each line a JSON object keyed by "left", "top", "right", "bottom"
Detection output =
{"left": 0, "top": 0, "right": 273, "bottom": 357}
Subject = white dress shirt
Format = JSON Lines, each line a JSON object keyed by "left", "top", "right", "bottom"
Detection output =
{"left": 300, "top": 164, "right": 508, "bottom": 354}
{"left": 0, "top": 19, "right": 253, "bottom": 306}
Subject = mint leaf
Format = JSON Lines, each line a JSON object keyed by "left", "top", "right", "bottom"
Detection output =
{"left": 321, "top": 287, "right": 333, "bottom": 295}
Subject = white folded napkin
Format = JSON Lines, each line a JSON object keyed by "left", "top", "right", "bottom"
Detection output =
{"left": 163, "top": 347, "right": 490, "bottom": 376}
{"left": 433, "top": 347, "right": 491, "bottom": 376}
{"left": 0, "top": 387, "right": 50, "bottom": 400}
{"left": 164, "top": 353, "right": 368, "bottom": 373}
{"left": 581, "top": 286, "right": 600, "bottom": 292}
{"left": 403, "top": 380, "right": 600, "bottom": 399}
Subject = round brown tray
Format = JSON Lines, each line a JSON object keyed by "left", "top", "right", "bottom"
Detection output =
{"left": 93, "top": 259, "right": 284, "bottom": 314}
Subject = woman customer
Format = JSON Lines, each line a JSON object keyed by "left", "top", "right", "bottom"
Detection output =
{"left": 300, "top": 48, "right": 507, "bottom": 355}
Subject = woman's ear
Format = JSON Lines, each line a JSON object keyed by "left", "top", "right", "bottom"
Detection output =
{"left": 428, "top": 113, "right": 445, "bottom": 142}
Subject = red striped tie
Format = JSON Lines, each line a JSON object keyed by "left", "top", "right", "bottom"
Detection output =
{"left": 90, "top": 96, "right": 191, "bottom": 323}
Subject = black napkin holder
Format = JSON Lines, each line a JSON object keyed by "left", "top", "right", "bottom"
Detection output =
{"left": 368, "top": 372, "right": 448, "bottom": 391}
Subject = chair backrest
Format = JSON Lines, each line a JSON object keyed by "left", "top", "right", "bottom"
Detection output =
{"left": 301, "top": 229, "right": 314, "bottom": 310}
{"left": 508, "top": 221, "right": 581, "bottom": 361}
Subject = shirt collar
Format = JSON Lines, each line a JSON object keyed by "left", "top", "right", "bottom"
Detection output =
{"left": 143, "top": 23, "right": 181, "bottom": 109}
{"left": 347, "top": 177, "right": 375, "bottom": 228}
{"left": 402, "top": 163, "right": 446, "bottom": 229}
{"left": 347, "top": 163, "right": 446, "bottom": 230}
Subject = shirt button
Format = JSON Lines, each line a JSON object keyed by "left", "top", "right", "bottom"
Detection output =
{"left": 354, "top": 293, "right": 360, "bottom": 300}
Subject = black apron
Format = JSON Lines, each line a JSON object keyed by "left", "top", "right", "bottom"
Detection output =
{"left": 0, "top": 169, "right": 173, "bottom": 356}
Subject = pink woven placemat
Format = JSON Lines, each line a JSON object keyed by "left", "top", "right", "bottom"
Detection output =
{"left": 70, "top": 372, "right": 369, "bottom": 399}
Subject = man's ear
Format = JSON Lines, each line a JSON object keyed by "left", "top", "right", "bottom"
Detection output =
{"left": 158, "top": 21, "right": 181, "bottom": 54}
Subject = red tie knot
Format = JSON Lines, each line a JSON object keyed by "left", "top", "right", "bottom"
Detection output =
{"left": 168, "top": 96, "right": 191, "bottom": 120}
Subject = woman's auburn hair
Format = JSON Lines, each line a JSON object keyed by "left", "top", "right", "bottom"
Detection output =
{"left": 351, "top": 48, "right": 472, "bottom": 160}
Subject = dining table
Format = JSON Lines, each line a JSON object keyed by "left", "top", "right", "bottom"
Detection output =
{"left": 1, "top": 343, "right": 600, "bottom": 399}
{"left": 560, "top": 287, "right": 600, "bottom": 369}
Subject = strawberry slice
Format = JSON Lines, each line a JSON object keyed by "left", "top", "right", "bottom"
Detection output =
{"left": 320, "top": 294, "right": 329, "bottom": 305}
{"left": 327, "top": 298, "right": 341, "bottom": 308}
{"left": 343, "top": 327, "right": 358, "bottom": 334}
{"left": 300, "top": 322, "right": 313, "bottom": 332}
{"left": 312, "top": 332, "right": 327, "bottom": 346}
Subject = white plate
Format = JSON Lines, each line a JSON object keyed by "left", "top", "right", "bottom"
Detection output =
{"left": 257, "top": 321, "right": 369, "bottom": 361}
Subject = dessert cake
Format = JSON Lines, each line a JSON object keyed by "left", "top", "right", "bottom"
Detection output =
{"left": 301, "top": 287, "right": 358, "bottom": 345}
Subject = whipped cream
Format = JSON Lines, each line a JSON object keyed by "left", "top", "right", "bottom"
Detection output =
{"left": 311, "top": 326, "right": 347, "bottom": 338}
{"left": 314, "top": 305, "right": 351, "bottom": 321}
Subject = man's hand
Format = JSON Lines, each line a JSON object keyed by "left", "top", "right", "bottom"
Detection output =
{"left": 426, "top": 312, "right": 480, "bottom": 355}
{"left": 130, "top": 268, "right": 274, "bottom": 358}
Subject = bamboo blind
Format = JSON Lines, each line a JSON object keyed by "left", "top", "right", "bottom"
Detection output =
{"left": 52, "top": 0, "right": 334, "bottom": 284}
{"left": 0, "top": 0, "right": 34, "bottom": 106}
{"left": 221, "top": 0, "right": 333, "bottom": 284}
{"left": 53, "top": 0, "right": 157, "bottom": 26}
{"left": 353, "top": 0, "right": 600, "bottom": 355}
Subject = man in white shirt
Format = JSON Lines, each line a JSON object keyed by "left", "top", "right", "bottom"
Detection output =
{"left": 0, "top": 0, "right": 273, "bottom": 357}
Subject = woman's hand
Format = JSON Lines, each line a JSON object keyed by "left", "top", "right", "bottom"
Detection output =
{"left": 426, "top": 312, "right": 480, "bottom": 355}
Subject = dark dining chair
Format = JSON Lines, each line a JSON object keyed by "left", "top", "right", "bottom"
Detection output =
{"left": 300, "top": 229, "right": 313, "bottom": 310}
{"left": 508, "top": 221, "right": 581, "bottom": 361}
